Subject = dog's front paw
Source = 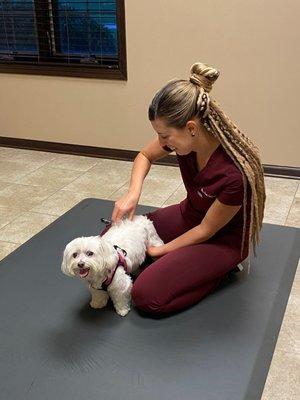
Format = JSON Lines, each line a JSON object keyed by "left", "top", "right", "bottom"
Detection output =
{"left": 89, "top": 287, "right": 109, "bottom": 309}
{"left": 115, "top": 306, "right": 130, "bottom": 317}
{"left": 90, "top": 298, "right": 108, "bottom": 309}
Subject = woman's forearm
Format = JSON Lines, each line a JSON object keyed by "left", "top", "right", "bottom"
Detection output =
{"left": 162, "top": 224, "right": 211, "bottom": 255}
{"left": 128, "top": 152, "right": 152, "bottom": 196}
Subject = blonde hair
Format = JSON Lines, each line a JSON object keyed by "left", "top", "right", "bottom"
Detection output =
{"left": 148, "top": 62, "right": 266, "bottom": 258}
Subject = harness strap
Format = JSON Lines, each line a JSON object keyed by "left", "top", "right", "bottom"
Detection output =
{"left": 100, "top": 246, "right": 128, "bottom": 291}
{"left": 98, "top": 219, "right": 129, "bottom": 291}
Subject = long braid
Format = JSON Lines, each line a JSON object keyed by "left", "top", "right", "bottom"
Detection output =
{"left": 203, "top": 98, "right": 266, "bottom": 258}
{"left": 207, "top": 115, "right": 250, "bottom": 256}
{"left": 190, "top": 63, "right": 266, "bottom": 258}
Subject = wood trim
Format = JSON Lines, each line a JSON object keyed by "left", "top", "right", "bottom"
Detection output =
{"left": 0, "top": 64, "right": 126, "bottom": 80}
{"left": 263, "top": 165, "right": 300, "bottom": 180}
{"left": 116, "top": 0, "right": 128, "bottom": 80}
{"left": 0, "top": 136, "right": 299, "bottom": 180}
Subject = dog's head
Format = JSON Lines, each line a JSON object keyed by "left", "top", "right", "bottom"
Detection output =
{"left": 61, "top": 236, "right": 117, "bottom": 283}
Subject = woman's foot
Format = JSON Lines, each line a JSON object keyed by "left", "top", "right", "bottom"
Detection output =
{"left": 229, "top": 264, "right": 244, "bottom": 274}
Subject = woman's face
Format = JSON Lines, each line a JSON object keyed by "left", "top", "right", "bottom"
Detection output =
{"left": 151, "top": 118, "right": 195, "bottom": 155}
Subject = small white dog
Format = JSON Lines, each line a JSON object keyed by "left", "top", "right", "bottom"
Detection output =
{"left": 61, "top": 215, "right": 164, "bottom": 316}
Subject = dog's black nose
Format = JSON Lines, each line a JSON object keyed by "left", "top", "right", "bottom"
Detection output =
{"left": 78, "top": 262, "right": 85, "bottom": 268}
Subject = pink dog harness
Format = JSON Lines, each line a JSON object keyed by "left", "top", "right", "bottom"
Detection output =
{"left": 98, "top": 219, "right": 129, "bottom": 291}
{"left": 100, "top": 245, "right": 129, "bottom": 291}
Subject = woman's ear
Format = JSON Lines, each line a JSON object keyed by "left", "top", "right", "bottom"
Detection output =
{"left": 186, "top": 118, "right": 200, "bottom": 133}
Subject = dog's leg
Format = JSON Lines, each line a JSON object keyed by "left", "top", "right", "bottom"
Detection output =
{"left": 89, "top": 285, "right": 109, "bottom": 309}
{"left": 108, "top": 268, "right": 133, "bottom": 317}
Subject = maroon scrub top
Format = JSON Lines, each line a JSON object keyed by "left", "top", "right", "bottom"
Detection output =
{"left": 163, "top": 144, "right": 252, "bottom": 258}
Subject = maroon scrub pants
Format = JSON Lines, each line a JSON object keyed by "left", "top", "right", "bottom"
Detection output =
{"left": 100, "top": 202, "right": 245, "bottom": 316}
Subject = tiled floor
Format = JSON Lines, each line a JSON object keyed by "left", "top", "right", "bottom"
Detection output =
{"left": 0, "top": 147, "right": 299, "bottom": 399}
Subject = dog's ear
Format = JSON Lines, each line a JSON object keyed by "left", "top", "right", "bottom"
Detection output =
{"left": 98, "top": 238, "right": 117, "bottom": 269}
{"left": 61, "top": 242, "right": 74, "bottom": 276}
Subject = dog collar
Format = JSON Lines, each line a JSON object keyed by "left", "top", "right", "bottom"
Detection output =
{"left": 97, "top": 245, "right": 128, "bottom": 291}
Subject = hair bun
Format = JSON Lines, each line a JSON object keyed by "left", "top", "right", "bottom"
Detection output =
{"left": 189, "top": 62, "right": 220, "bottom": 93}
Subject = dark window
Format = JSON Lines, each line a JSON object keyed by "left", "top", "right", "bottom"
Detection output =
{"left": 0, "top": 0, "right": 127, "bottom": 79}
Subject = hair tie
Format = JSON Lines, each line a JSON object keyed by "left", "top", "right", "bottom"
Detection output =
{"left": 189, "top": 75, "right": 202, "bottom": 86}
{"left": 189, "top": 72, "right": 213, "bottom": 93}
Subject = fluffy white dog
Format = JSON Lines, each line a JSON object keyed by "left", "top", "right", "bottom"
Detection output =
{"left": 61, "top": 215, "right": 164, "bottom": 316}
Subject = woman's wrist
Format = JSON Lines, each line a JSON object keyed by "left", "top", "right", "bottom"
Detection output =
{"left": 147, "top": 244, "right": 167, "bottom": 258}
{"left": 128, "top": 188, "right": 140, "bottom": 200}
{"left": 128, "top": 153, "right": 151, "bottom": 198}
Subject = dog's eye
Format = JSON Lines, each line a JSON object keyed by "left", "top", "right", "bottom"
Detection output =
{"left": 86, "top": 251, "right": 94, "bottom": 257}
{"left": 72, "top": 252, "right": 78, "bottom": 258}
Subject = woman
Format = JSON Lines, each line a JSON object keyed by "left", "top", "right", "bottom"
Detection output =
{"left": 101, "top": 62, "right": 266, "bottom": 315}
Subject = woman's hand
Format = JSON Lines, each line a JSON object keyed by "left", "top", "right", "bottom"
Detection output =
{"left": 146, "top": 245, "right": 166, "bottom": 259}
{"left": 111, "top": 191, "right": 140, "bottom": 223}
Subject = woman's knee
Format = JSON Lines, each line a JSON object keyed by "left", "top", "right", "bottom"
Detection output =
{"left": 131, "top": 277, "right": 165, "bottom": 314}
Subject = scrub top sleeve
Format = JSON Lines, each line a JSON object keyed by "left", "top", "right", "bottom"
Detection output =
{"left": 217, "top": 174, "right": 245, "bottom": 206}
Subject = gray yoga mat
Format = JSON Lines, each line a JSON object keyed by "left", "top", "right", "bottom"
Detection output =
{"left": 0, "top": 198, "right": 299, "bottom": 400}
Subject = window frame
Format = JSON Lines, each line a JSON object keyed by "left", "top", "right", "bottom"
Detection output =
{"left": 0, "top": 0, "right": 127, "bottom": 80}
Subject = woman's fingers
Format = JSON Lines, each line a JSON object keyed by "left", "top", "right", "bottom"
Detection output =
{"left": 111, "top": 204, "right": 119, "bottom": 223}
{"left": 112, "top": 209, "right": 122, "bottom": 223}
{"left": 111, "top": 193, "right": 139, "bottom": 222}
{"left": 112, "top": 204, "right": 127, "bottom": 223}
{"left": 128, "top": 208, "right": 135, "bottom": 221}
{"left": 112, "top": 204, "right": 124, "bottom": 222}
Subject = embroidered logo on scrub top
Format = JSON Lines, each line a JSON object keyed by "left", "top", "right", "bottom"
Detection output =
{"left": 197, "top": 188, "right": 217, "bottom": 199}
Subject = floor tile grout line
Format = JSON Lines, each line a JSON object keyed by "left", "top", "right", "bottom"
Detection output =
{"left": 0, "top": 157, "right": 58, "bottom": 181}
{"left": 0, "top": 209, "right": 60, "bottom": 233}
{"left": 1, "top": 151, "right": 173, "bottom": 186}
{"left": 0, "top": 239, "right": 22, "bottom": 246}
{"left": 108, "top": 180, "right": 130, "bottom": 198}
{"left": 0, "top": 147, "right": 107, "bottom": 166}
{"left": 0, "top": 150, "right": 107, "bottom": 185}
{"left": 284, "top": 180, "right": 299, "bottom": 226}
{"left": 20, "top": 210, "right": 61, "bottom": 218}
{"left": 0, "top": 150, "right": 58, "bottom": 164}
{"left": 0, "top": 206, "right": 32, "bottom": 231}
{"left": 0, "top": 169, "right": 139, "bottom": 244}
{"left": 8, "top": 166, "right": 103, "bottom": 215}
{"left": 0, "top": 171, "right": 76, "bottom": 229}
{"left": 0, "top": 168, "right": 131, "bottom": 231}
{"left": 0, "top": 183, "right": 65, "bottom": 219}
{"left": 160, "top": 182, "right": 185, "bottom": 207}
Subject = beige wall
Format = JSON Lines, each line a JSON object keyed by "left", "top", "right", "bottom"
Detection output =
{"left": 0, "top": 0, "right": 299, "bottom": 167}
